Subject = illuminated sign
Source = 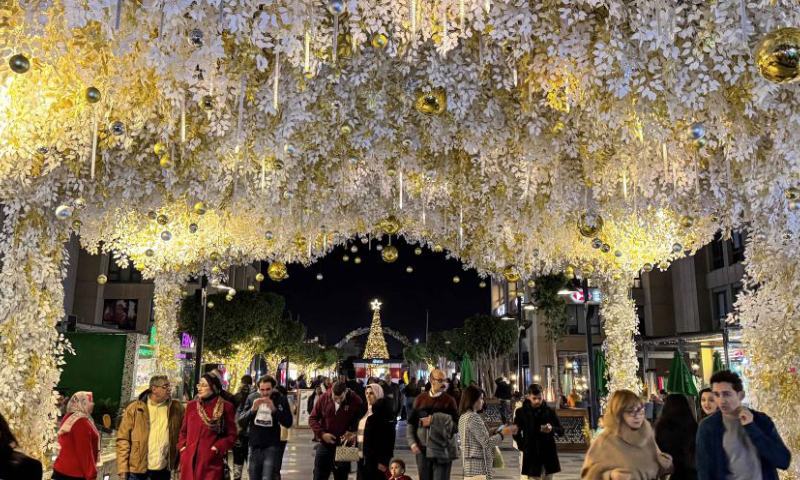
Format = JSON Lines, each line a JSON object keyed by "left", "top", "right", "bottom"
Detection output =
{"left": 371, "top": 359, "right": 384, "bottom": 364}
{"left": 181, "top": 333, "right": 195, "bottom": 349}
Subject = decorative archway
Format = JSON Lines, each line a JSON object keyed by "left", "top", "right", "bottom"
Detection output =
{"left": 335, "top": 326, "right": 412, "bottom": 350}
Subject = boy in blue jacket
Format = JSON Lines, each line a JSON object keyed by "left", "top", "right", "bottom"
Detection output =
{"left": 696, "top": 370, "right": 790, "bottom": 480}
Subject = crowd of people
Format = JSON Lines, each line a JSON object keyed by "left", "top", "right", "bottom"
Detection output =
{"left": 0, "top": 368, "right": 792, "bottom": 480}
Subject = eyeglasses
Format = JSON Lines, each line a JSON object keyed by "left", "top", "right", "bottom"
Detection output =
{"left": 432, "top": 378, "right": 446, "bottom": 383}
{"left": 153, "top": 384, "right": 171, "bottom": 390}
{"left": 624, "top": 406, "right": 645, "bottom": 416}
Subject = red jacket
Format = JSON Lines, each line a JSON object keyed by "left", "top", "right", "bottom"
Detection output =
{"left": 53, "top": 414, "right": 99, "bottom": 480}
{"left": 177, "top": 396, "right": 237, "bottom": 480}
{"left": 308, "top": 389, "right": 364, "bottom": 441}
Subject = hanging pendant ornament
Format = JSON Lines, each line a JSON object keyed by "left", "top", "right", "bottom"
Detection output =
{"left": 755, "top": 27, "right": 800, "bottom": 84}
{"left": 55, "top": 205, "right": 72, "bottom": 220}
{"left": 379, "top": 215, "right": 402, "bottom": 235}
{"left": 201, "top": 95, "right": 214, "bottom": 110}
{"left": 503, "top": 265, "right": 521, "bottom": 283}
{"left": 180, "top": 93, "right": 186, "bottom": 144}
{"left": 688, "top": 122, "right": 706, "bottom": 140}
{"left": 188, "top": 28, "right": 204, "bottom": 48}
{"left": 672, "top": 243, "right": 683, "bottom": 253}
{"left": 414, "top": 247, "right": 422, "bottom": 255}
{"left": 98, "top": 274, "right": 108, "bottom": 285}
{"left": 85, "top": 87, "right": 102, "bottom": 103}
{"left": 9, "top": 54, "right": 31, "bottom": 74}
{"left": 111, "top": 120, "right": 126, "bottom": 136}
{"left": 415, "top": 87, "right": 447, "bottom": 116}
{"left": 680, "top": 215, "right": 695, "bottom": 228}
{"left": 327, "top": 0, "right": 346, "bottom": 65}
{"left": 785, "top": 187, "right": 800, "bottom": 201}
{"left": 399, "top": 171, "right": 404, "bottom": 210}
{"left": 453, "top": 276, "right": 461, "bottom": 284}
{"left": 382, "top": 245, "right": 399, "bottom": 263}
{"left": 577, "top": 212, "right": 604, "bottom": 238}
{"left": 268, "top": 261, "right": 288, "bottom": 281}
{"left": 193, "top": 201, "right": 207, "bottom": 215}
{"left": 161, "top": 230, "right": 172, "bottom": 241}
{"left": 371, "top": 33, "right": 388, "bottom": 49}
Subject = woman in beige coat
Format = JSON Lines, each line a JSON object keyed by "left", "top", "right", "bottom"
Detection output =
{"left": 582, "top": 390, "right": 673, "bottom": 480}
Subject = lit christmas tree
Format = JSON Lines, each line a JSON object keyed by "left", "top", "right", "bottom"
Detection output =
{"left": 363, "top": 299, "right": 390, "bottom": 359}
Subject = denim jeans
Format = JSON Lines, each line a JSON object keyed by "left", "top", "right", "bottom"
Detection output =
{"left": 415, "top": 451, "right": 452, "bottom": 480}
{"left": 249, "top": 444, "right": 280, "bottom": 480}
{"left": 313, "top": 443, "right": 352, "bottom": 480}
{"left": 127, "top": 469, "right": 171, "bottom": 480}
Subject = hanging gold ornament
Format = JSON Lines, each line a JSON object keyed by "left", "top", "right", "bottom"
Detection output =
{"left": 565, "top": 265, "right": 575, "bottom": 278}
{"left": 268, "top": 261, "right": 288, "bottom": 281}
{"left": 201, "top": 95, "right": 214, "bottom": 110}
{"left": 433, "top": 244, "right": 444, "bottom": 253}
{"left": 97, "top": 274, "right": 108, "bottom": 285}
{"left": 159, "top": 155, "right": 172, "bottom": 168}
{"left": 406, "top": 266, "right": 414, "bottom": 273}
{"left": 340, "top": 123, "right": 353, "bottom": 135}
{"left": 658, "top": 261, "right": 669, "bottom": 270}
{"left": 379, "top": 215, "right": 402, "bottom": 235}
{"left": 156, "top": 214, "right": 169, "bottom": 225}
{"left": 414, "top": 247, "right": 423, "bottom": 255}
{"left": 193, "top": 202, "right": 207, "bottom": 215}
{"left": 503, "top": 265, "right": 521, "bottom": 283}
{"left": 293, "top": 235, "right": 308, "bottom": 250}
{"left": 226, "top": 294, "right": 234, "bottom": 302}
{"left": 248, "top": 285, "right": 255, "bottom": 291}
{"left": 642, "top": 263, "right": 653, "bottom": 272}
{"left": 343, "top": 254, "right": 350, "bottom": 262}
{"left": 526, "top": 279, "right": 536, "bottom": 288}
{"left": 382, "top": 245, "right": 399, "bottom": 263}
{"left": 784, "top": 187, "right": 800, "bottom": 201}
{"left": 755, "top": 27, "right": 800, "bottom": 84}
{"left": 84, "top": 87, "right": 102, "bottom": 103}
{"left": 577, "top": 213, "right": 604, "bottom": 238}
{"left": 414, "top": 87, "right": 447, "bottom": 116}
{"left": 209, "top": 252, "right": 220, "bottom": 262}
{"left": 680, "top": 215, "right": 695, "bottom": 228}
{"left": 453, "top": 276, "right": 461, "bottom": 283}
{"left": 354, "top": 256, "right": 362, "bottom": 264}
{"left": 9, "top": 54, "right": 31, "bottom": 74}
{"left": 479, "top": 281, "right": 487, "bottom": 288}
{"left": 207, "top": 301, "right": 215, "bottom": 309}
{"left": 71, "top": 219, "right": 82, "bottom": 230}
{"left": 371, "top": 33, "right": 389, "bottom": 49}
{"left": 255, "top": 273, "right": 265, "bottom": 282}
{"left": 154, "top": 143, "right": 167, "bottom": 156}
{"left": 582, "top": 264, "right": 595, "bottom": 276}
{"left": 386, "top": 167, "right": 397, "bottom": 177}
{"left": 552, "top": 122, "right": 566, "bottom": 135}
{"left": 211, "top": 266, "right": 221, "bottom": 275}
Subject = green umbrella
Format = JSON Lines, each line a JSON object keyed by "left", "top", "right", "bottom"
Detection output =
{"left": 460, "top": 353, "right": 474, "bottom": 386}
{"left": 666, "top": 350, "right": 698, "bottom": 396}
{"left": 593, "top": 349, "right": 608, "bottom": 397}
{"left": 712, "top": 351, "right": 725, "bottom": 374}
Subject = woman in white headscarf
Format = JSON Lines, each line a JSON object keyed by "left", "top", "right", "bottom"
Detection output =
{"left": 357, "top": 383, "right": 397, "bottom": 480}
{"left": 52, "top": 392, "right": 99, "bottom": 480}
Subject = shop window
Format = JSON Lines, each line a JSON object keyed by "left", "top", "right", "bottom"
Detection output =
{"left": 713, "top": 290, "right": 730, "bottom": 330}
{"left": 731, "top": 231, "right": 745, "bottom": 264}
{"left": 710, "top": 232, "right": 725, "bottom": 270}
{"left": 107, "top": 262, "right": 142, "bottom": 283}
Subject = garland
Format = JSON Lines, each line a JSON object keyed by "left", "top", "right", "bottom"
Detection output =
{"left": 600, "top": 274, "right": 642, "bottom": 395}
{"left": 152, "top": 272, "right": 185, "bottom": 375}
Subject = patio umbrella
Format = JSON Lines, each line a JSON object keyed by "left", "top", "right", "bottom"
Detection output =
{"left": 593, "top": 349, "right": 609, "bottom": 397}
{"left": 460, "top": 353, "right": 474, "bottom": 386}
{"left": 666, "top": 350, "right": 698, "bottom": 396}
{"left": 712, "top": 351, "right": 726, "bottom": 374}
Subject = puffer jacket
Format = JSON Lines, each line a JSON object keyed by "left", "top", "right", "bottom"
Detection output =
{"left": 116, "top": 390, "right": 185, "bottom": 475}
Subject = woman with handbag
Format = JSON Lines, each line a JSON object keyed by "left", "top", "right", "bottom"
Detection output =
{"left": 178, "top": 373, "right": 237, "bottom": 480}
{"left": 356, "top": 384, "right": 396, "bottom": 480}
{"left": 458, "top": 385, "right": 517, "bottom": 480}
{"left": 582, "top": 389, "right": 673, "bottom": 480}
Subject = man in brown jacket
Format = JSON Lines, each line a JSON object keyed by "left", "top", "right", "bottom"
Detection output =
{"left": 117, "top": 375, "right": 185, "bottom": 480}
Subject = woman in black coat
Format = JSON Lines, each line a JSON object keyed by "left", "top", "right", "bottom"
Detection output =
{"left": 0, "top": 412, "right": 42, "bottom": 480}
{"left": 655, "top": 394, "right": 698, "bottom": 480}
{"left": 513, "top": 385, "right": 564, "bottom": 478}
{"left": 357, "top": 384, "right": 397, "bottom": 480}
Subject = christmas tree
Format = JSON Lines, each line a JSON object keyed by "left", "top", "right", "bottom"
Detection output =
{"left": 363, "top": 299, "right": 390, "bottom": 359}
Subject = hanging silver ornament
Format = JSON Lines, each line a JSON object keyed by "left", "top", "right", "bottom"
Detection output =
{"left": 73, "top": 197, "right": 86, "bottom": 210}
{"left": 266, "top": 231, "right": 274, "bottom": 240}
{"left": 111, "top": 121, "right": 126, "bottom": 136}
{"left": 376, "top": 244, "right": 384, "bottom": 251}
{"left": 350, "top": 245, "right": 358, "bottom": 253}
{"left": 161, "top": 230, "right": 172, "bottom": 241}
{"left": 284, "top": 144, "right": 295, "bottom": 155}
{"left": 327, "top": 0, "right": 346, "bottom": 17}
{"left": 189, "top": 223, "right": 198, "bottom": 233}
{"left": 591, "top": 238, "right": 603, "bottom": 249}
{"left": 188, "top": 28, "right": 204, "bottom": 48}
{"left": 9, "top": 54, "right": 31, "bottom": 74}
{"left": 360, "top": 237, "right": 368, "bottom": 244}
{"left": 201, "top": 95, "right": 214, "bottom": 110}
{"left": 672, "top": 242, "right": 682, "bottom": 253}
{"left": 316, "top": 273, "right": 324, "bottom": 281}
{"left": 688, "top": 122, "right": 706, "bottom": 140}
{"left": 601, "top": 243, "right": 611, "bottom": 253}
{"left": 145, "top": 248, "right": 155, "bottom": 257}
{"left": 55, "top": 205, "right": 72, "bottom": 220}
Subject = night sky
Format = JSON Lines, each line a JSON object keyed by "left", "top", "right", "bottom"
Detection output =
{"left": 260, "top": 237, "right": 490, "bottom": 355}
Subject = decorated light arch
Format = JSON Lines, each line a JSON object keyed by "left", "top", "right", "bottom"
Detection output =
{"left": 1, "top": 0, "right": 800, "bottom": 473}
{"left": 335, "top": 326, "right": 413, "bottom": 350}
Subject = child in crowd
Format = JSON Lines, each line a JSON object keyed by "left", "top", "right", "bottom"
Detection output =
{"left": 385, "top": 458, "right": 413, "bottom": 480}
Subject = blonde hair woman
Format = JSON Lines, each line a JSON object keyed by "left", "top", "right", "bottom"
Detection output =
{"left": 581, "top": 390, "right": 673, "bottom": 480}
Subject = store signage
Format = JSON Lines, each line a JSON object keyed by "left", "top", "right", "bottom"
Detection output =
{"left": 570, "top": 291, "right": 585, "bottom": 303}
{"left": 371, "top": 359, "right": 384, "bottom": 364}
{"left": 181, "top": 333, "right": 195, "bottom": 349}
{"left": 567, "top": 288, "right": 603, "bottom": 304}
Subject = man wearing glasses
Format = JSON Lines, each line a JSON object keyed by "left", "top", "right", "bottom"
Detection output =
{"left": 407, "top": 369, "right": 459, "bottom": 480}
{"left": 117, "top": 375, "right": 185, "bottom": 480}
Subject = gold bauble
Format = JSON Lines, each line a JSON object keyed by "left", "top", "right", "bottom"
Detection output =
{"left": 414, "top": 247, "right": 423, "bottom": 255}
{"left": 755, "top": 27, "right": 800, "bottom": 84}
{"left": 354, "top": 257, "right": 362, "bottom": 264}
{"left": 433, "top": 244, "right": 444, "bottom": 253}
{"left": 552, "top": 122, "right": 566, "bottom": 135}
{"left": 343, "top": 255, "right": 350, "bottom": 262}
{"left": 9, "top": 54, "right": 31, "bottom": 74}
{"left": 97, "top": 274, "right": 108, "bottom": 285}
{"left": 211, "top": 266, "right": 221, "bottom": 275}
{"left": 255, "top": 273, "right": 265, "bottom": 282}
{"left": 386, "top": 167, "right": 397, "bottom": 177}
{"left": 340, "top": 123, "right": 353, "bottom": 135}
{"left": 577, "top": 213, "right": 604, "bottom": 238}
{"left": 193, "top": 202, "right": 207, "bottom": 215}
{"left": 135, "top": 263, "right": 145, "bottom": 272}
{"left": 380, "top": 215, "right": 402, "bottom": 235}
{"left": 453, "top": 276, "right": 461, "bottom": 283}
{"left": 71, "top": 219, "right": 82, "bottom": 230}
{"left": 642, "top": 262, "right": 653, "bottom": 272}
{"left": 582, "top": 264, "right": 595, "bottom": 276}
{"left": 209, "top": 252, "right": 220, "bottom": 262}
{"left": 201, "top": 95, "right": 214, "bottom": 110}
{"left": 248, "top": 285, "right": 255, "bottom": 291}
{"left": 785, "top": 187, "right": 800, "bottom": 201}
{"left": 156, "top": 214, "right": 169, "bottom": 225}
{"left": 382, "top": 245, "right": 399, "bottom": 263}
{"left": 154, "top": 142, "right": 167, "bottom": 156}
{"left": 371, "top": 33, "right": 388, "bottom": 49}
{"left": 479, "top": 281, "right": 487, "bottom": 288}
{"left": 207, "top": 301, "right": 215, "bottom": 309}
{"left": 84, "top": 86, "right": 102, "bottom": 103}
{"left": 565, "top": 265, "right": 575, "bottom": 278}
{"left": 503, "top": 265, "right": 521, "bottom": 283}
{"left": 680, "top": 215, "right": 695, "bottom": 228}
{"left": 226, "top": 295, "right": 234, "bottom": 302}
{"left": 159, "top": 155, "right": 172, "bottom": 169}
{"left": 526, "top": 279, "right": 536, "bottom": 288}
{"left": 406, "top": 266, "right": 413, "bottom": 273}
{"left": 268, "top": 262, "right": 288, "bottom": 281}
{"left": 414, "top": 87, "right": 446, "bottom": 116}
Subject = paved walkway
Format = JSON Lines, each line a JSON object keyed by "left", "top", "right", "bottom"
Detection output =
{"left": 274, "top": 421, "right": 584, "bottom": 480}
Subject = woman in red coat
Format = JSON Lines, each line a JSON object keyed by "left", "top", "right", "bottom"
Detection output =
{"left": 178, "top": 373, "right": 237, "bottom": 480}
{"left": 52, "top": 391, "right": 99, "bottom": 480}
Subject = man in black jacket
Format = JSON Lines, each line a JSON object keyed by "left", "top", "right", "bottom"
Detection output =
{"left": 513, "top": 384, "right": 563, "bottom": 480}
{"left": 494, "top": 376, "right": 513, "bottom": 424}
{"left": 232, "top": 375, "right": 254, "bottom": 480}
{"left": 238, "top": 376, "right": 293, "bottom": 480}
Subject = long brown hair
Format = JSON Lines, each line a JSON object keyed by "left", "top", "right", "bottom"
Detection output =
{"left": 603, "top": 389, "right": 643, "bottom": 435}
{"left": 458, "top": 385, "right": 483, "bottom": 415}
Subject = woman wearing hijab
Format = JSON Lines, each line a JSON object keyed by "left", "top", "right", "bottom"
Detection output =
{"left": 357, "top": 383, "right": 397, "bottom": 480}
{"left": 178, "top": 373, "right": 238, "bottom": 480}
{"left": 52, "top": 392, "right": 99, "bottom": 480}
